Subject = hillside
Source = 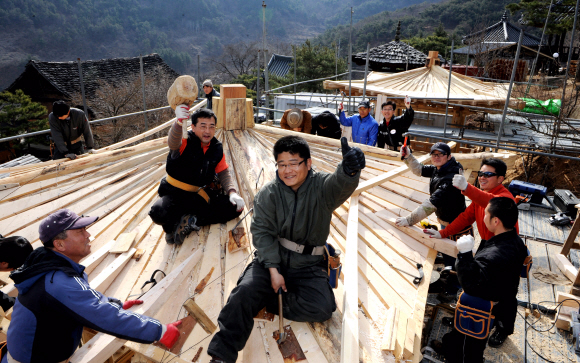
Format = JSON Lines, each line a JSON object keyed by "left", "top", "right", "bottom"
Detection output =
{"left": 0, "top": 0, "right": 438, "bottom": 90}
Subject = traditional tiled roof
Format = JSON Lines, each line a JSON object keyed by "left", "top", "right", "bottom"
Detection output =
{"left": 463, "top": 11, "right": 544, "bottom": 47}
{"left": 352, "top": 41, "right": 427, "bottom": 68}
{"left": 267, "top": 54, "right": 293, "bottom": 78}
{"left": 7, "top": 54, "right": 180, "bottom": 99}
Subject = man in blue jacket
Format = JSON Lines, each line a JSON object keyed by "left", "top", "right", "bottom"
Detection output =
{"left": 4, "top": 209, "right": 181, "bottom": 363}
{"left": 338, "top": 100, "right": 378, "bottom": 146}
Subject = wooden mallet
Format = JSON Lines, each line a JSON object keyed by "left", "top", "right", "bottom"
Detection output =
{"left": 167, "top": 75, "right": 198, "bottom": 139}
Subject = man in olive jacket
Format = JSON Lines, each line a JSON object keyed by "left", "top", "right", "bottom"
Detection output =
{"left": 207, "top": 135, "right": 365, "bottom": 363}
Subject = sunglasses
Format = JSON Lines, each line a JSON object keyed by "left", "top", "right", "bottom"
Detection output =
{"left": 477, "top": 171, "right": 498, "bottom": 178}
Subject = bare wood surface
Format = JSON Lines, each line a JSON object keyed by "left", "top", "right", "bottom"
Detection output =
{"left": 341, "top": 196, "right": 359, "bottom": 363}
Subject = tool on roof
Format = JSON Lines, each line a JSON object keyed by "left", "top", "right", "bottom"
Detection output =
{"left": 388, "top": 263, "right": 424, "bottom": 285}
{"left": 401, "top": 136, "right": 408, "bottom": 161}
{"left": 420, "top": 220, "right": 438, "bottom": 231}
{"left": 276, "top": 288, "right": 287, "bottom": 344}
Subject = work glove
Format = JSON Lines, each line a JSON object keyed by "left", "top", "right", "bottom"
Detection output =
{"left": 395, "top": 217, "right": 409, "bottom": 227}
{"left": 229, "top": 192, "right": 245, "bottom": 212}
{"left": 423, "top": 229, "right": 442, "bottom": 239}
{"left": 87, "top": 149, "right": 96, "bottom": 154}
{"left": 65, "top": 153, "right": 77, "bottom": 160}
{"left": 456, "top": 235, "right": 475, "bottom": 254}
{"left": 405, "top": 95, "right": 411, "bottom": 108}
{"left": 339, "top": 102, "right": 344, "bottom": 111}
{"left": 122, "top": 299, "right": 143, "bottom": 310}
{"left": 159, "top": 320, "right": 182, "bottom": 349}
{"left": 175, "top": 104, "right": 190, "bottom": 122}
{"left": 341, "top": 137, "right": 365, "bottom": 175}
{"left": 400, "top": 145, "right": 410, "bottom": 160}
{"left": 452, "top": 169, "right": 468, "bottom": 191}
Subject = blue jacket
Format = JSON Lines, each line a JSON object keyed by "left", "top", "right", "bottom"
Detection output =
{"left": 338, "top": 111, "right": 378, "bottom": 146}
{"left": 6, "top": 248, "right": 162, "bottom": 363}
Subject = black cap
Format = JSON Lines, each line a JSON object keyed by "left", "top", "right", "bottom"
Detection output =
{"left": 358, "top": 100, "right": 370, "bottom": 109}
{"left": 430, "top": 142, "right": 451, "bottom": 155}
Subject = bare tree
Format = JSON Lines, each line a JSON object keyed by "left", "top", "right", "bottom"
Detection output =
{"left": 212, "top": 41, "right": 260, "bottom": 80}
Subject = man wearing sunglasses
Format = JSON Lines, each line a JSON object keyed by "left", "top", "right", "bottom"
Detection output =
{"left": 207, "top": 136, "right": 365, "bottom": 363}
{"left": 5, "top": 209, "right": 182, "bottom": 363}
{"left": 424, "top": 157, "right": 519, "bottom": 348}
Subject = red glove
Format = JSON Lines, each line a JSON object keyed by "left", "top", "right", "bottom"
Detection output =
{"left": 122, "top": 300, "right": 143, "bottom": 310}
{"left": 159, "top": 320, "right": 182, "bottom": 349}
{"left": 339, "top": 102, "right": 344, "bottom": 111}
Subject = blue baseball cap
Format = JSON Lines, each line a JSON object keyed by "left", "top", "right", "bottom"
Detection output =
{"left": 39, "top": 209, "right": 98, "bottom": 244}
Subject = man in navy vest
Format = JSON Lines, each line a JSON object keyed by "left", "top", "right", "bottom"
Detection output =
{"left": 148, "top": 106, "right": 245, "bottom": 244}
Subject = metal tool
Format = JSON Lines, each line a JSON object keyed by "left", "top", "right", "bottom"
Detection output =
{"left": 389, "top": 263, "right": 424, "bottom": 285}
{"left": 277, "top": 288, "right": 287, "bottom": 343}
{"left": 401, "top": 136, "right": 408, "bottom": 161}
{"left": 230, "top": 208, "right": 254, "bottom": 234}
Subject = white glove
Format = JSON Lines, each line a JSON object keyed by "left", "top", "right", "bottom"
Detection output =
{"left": 456, "top": 235, "right": 475, "bottom": 254}
{"left": 400, "top": 145, "right": 410, "bottom": 160}
{"left": 65, "top": 153, "right": 77, "bottom": 160}
{"left": 229, "top": 192, "right": 245, "bottom": 212}
{"left": 395, "top": 217, "right": 409, "bottom": 227}
{"left": 452, "top": 172, "right": 468, "bottom": 191}
{"left": 175, "top": 104, "right": 190, "bottom": 121}
{"left": 87, "top": 149, "right": 96, "bottom": 154}
{"left": 423, "top": 229, "right": 442, "bottom": 239}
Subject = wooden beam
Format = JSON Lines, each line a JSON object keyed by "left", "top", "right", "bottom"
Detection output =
{"left": 69, "top": 249, "right": 203, "bottom": 363}
{"left": 89, "top": 248, "right": 137, "bottom": 293}
{"left": 561, "top": 212, "right": 580, "bottom": 256}
{"left": 381, "top": 307, "right": 399, "bottom": 352}
{"left": 340, "top": 195, "right": 359, "bottom": 363}
{"left": 183, "top": 298, "right": 217, "bottom": 334}
{"left": 81, "top": 239, "right": 116, "bottom": 275}
{"left": 124, "top": 342, "right": 193, "bottom": 363}
{"left": 553, "top": 253, "right": 577, "bottom": 282}
{"left": 225, "top": 98, "right": 247, "bottom": 130}
{"left": 109, "top": 232, "right": 138, "bottom": 254}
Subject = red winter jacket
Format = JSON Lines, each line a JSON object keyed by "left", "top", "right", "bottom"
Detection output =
{"left": 440, "top": 183, "right": 519, "bottom": 241}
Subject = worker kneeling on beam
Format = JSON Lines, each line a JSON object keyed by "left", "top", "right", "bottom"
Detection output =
{"left": 148, "top": 106, "right": 244, "bottom": 245}
{"left": 206, "top": 136, "right": 365, "bottom": 363}
{"left": 431, "top": 197, "right": 528, "bottom": 363}
{"left": 3, "top": 209, "right": 182, "bottom": 363}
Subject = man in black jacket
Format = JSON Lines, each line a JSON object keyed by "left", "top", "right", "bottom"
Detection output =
{"left": 0, "top": 236, "right": 32, "bottom": 312}
{"left": 203, "top": 80, "right": 220, "bottom": 110}
{"left": 311, "top": 111, "right": 341, "bottom": 139}
{"left": 48, "top": 100, "right": 95, "bottom": 160}
{"left": 377, "top": 99, "right": 414, "bottom": 151}
{"left": 434, "top": 197, "right": 528, "bottom": 362}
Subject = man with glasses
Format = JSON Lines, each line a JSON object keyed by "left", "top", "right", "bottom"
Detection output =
{"left": 207, "top": 135, "right": 365, "bottom": 363}
{"left": 424, "top": 157, "right": 519, "bottom": 348}
{"left": 338, "top": 100, "right": 378, "bottom": 146}
{"left": 377, "top": 98, "right": 414, "bottom": 151}
{"left": 5, "top": 209, "right": 182, "bottom": 363}
{"left": 202, "top": 79, "right": 220, "bottom": 110}
{"left": 148, "top": 107, "right": 244, "bottom": 245}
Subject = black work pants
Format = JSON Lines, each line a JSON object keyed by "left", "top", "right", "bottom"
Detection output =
{"left": 207, "top": 258, "right": 336, "bottom": 363}
{"left": 148, "top": 178, "right": 241, "bottom": 233}
{"left": 492, "top": 297, "right": 518, "bottom": 334}
{"left": 442, "top": 328, "right": 487, "bottom": 363}
{"left": 53, "top": 142, "right": 84, "bottom": 160}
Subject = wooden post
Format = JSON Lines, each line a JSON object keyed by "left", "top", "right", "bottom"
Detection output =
{"left": 219, "top": 84, "right": 247, "bottom": 130}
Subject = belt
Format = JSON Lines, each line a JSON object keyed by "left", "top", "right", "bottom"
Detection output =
{"left": 166, "top": 175, "right": 210, "bottom": 203}
{"left": 71, "top": 135, "right": 83, "bottom": 144}
{"left": 278, "top": 237, "right": 325, "bottom": 255}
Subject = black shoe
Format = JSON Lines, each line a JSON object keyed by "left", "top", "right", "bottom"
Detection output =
{"left": 174, "top": 214, "right": 200, "bottom": 245}
{"left": 488, "top": 327, "right": 508, "bottom": 348}
{"left": 430, "top": 340, "right": 444, "bottom": 355}
{"left": 165, "top": 232, "right": 175, "bottom": 244}
{"left": 209, "top": 356, "right": 228, "bottom": 363}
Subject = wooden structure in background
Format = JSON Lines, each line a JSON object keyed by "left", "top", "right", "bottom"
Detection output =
{"left": 0, "top": 85, "right": 518, "bottom": 362}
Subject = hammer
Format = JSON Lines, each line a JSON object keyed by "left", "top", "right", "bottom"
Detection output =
{"left": 389, "top": 263, "right": 424, "bottom": 285}
{"left": 277, "top": 288, "right": 287, "bottom": 344}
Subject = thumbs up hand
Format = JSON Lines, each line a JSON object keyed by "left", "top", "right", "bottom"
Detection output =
{"left": 341, "top": 137, "right": 365, "bottom": 175}
{"left": 452, "top": 168, "right": 468, "bottom": 191}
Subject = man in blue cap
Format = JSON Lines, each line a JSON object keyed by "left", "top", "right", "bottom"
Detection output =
{"left": 338, "top": 100, "right": 378, "bottom": 146}
{"left": 4, "top": 209, "right": 181, "bottom": 363}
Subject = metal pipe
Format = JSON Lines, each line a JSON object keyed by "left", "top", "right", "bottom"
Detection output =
{"left": 348, "top": 7, "right": 353, "bottom": 113}
{"left": 443, "top": 39, "right": 455, "bottom": 136}
{"left": 197, "top": 54, "right": 201, "bottom": 97}
{"left": 266, "top": 72, "right": 349, "bottom": 92}
{"left": 362, "top": 42, "right": 370, "bottom": 100}
{"left": 429, "top": 100, "right": 558, "bottom": 119}
{"left": 294, "top": 45, "right": 297, "bottom": 107}
{"left": 139, "top": 55, "right": 148, "bottom": 137}
{"left": 76, "top": 58, "right": 89, "bottom": 120}
{"left": 257, "top": 50, "right": 261, "bottom": 109}
{"left": 0, "top": 106, "right": 171, "bottom": 144}
{"left": 496, "top": 30, "right": 524, "bottom": 151}
{"left": 262, "top": 1, "right": 269, "bottom": 109}
{"left": 403, "top": 131, "right": 580, "bottom": 162}
{"left": 525, "top": 0, "right": 554, "bottom": 97}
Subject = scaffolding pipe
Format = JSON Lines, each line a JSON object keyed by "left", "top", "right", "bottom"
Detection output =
{"left": 266, "top": 72, "right": 349, "bottom": 93}
{"left": 362, "top": 42, "right": 370, "bottom": 100}
{"left": 257, "top": 50, "right": 261, "bottom": 109}
{"left": 525, "top": 0, "right": 554, "bottom": 97}
{"left": 139, "top": 55, "right": 148, "bottom": 138}
{"left": 496, "top": 30, "right": 524, "bottom": 151}
{"left": 348, "top": 7, "right": 353, "bottom": 114}
{"left": 443, "top": 39, "right": 455, "bottom": 137}
{"left": 403, "top": 131, "right": 580, "bottom": 162}
{"left": 294, "top": 45, "right": 297, "bottom": 107}
{"left": 76, "top": 58, "right": 89, "bottom": 120}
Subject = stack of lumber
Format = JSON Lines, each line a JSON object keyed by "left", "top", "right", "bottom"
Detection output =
{"left": 0, "top": 103, "right": 517, "bottom": 362}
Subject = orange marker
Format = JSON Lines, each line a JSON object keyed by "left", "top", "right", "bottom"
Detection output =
{"left": 401, "top": 136, "right": 408, "bottom": 160}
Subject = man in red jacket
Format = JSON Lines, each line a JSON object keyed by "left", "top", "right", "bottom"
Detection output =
{"left": 423, "top": 157, "right": 518, "bottom": 242}
{"left": 424, "top": 157, "right": 519, "bottom": 347}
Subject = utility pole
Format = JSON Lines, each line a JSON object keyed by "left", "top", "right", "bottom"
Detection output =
{"left": 197, "top": 54, "right": 201, "bottom": 97}
{"left": 294, "top": 45, "right": 297, "bottom": 107}
{"left": 348, "top": 7, "right": 353, "bottom": 113}
{"left": 262, "top": 1, "right": 269, "bottom": 109}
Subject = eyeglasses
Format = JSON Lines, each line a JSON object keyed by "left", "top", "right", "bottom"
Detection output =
{"left": 478, "top": 171, "right": 498, "bottom": 178}
{"left": 430, "top": 152, "right": 448, "bottom": 158}
{"left": 382, "top": 108, "right": 394, "bottom": 111}
{"left": 197, "top": 124, "right": 216, "bottom": 131}
{"left": 276, "top": 159, "right": 305, "bottom": 170}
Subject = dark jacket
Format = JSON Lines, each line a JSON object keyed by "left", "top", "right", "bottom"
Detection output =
{"left": 251, "top": 163, "right": 360, "bottom": 270}
{"left": 311, "top": 111, "right": 341, "bottom": 139}
{"left": 48, "top": 108, "right": 94, "bottom": 154}
{"left": 456, "top": 229, "right": 528, "bottom": 302}
{"left": 165, "top": 132, "right": 223, "bottom": 188}
{"left": 0, "top": 291, "right": 14, "bottom": 312}
{"left": 377, "top": 106, "right": 414, "bottom": 150}
{"left": 206, "top": 89, "right": 220, "bottom": 110}
{"left": 7, "top": 248, "right": 162, "bottom": 363}
{"left": 421, "top": 157, "right": 466, "bottom": 223}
